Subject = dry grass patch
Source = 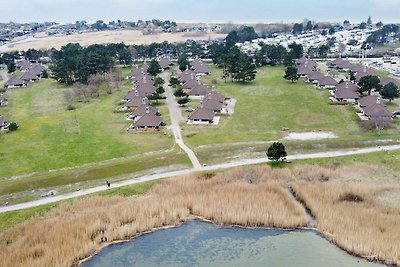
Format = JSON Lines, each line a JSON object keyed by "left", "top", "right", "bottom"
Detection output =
{"left": 292, "top": 182, "right": 400, "bottom": 266}
{"left": 0, "top": 166, "right": 307, "bottom": 267}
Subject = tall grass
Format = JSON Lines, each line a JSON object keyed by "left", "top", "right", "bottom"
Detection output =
{"left": 292, "top": 182, "right": 400, "bottom": 266}
{"left": 0, "top": 166, "right": 307, "bottom": 267}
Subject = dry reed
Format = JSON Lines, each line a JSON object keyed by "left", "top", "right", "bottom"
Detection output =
{"left": 292, "top": 182, "right": 400, "bottom": 266}
{"left": 0, "top": 166, "right": 307, "bottom": 267}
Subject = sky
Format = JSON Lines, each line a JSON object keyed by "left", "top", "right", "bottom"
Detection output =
{"left": 1, "top": 0, "right": 399, "bottom": 24}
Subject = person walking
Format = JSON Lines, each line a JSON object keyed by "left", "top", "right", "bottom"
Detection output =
{"left": 106, "top": 181, "right": 111, "bottom": 188}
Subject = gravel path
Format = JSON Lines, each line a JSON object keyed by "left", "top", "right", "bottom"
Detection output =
{"left": 1, "top": 144, "right": 399, "bottom": 213}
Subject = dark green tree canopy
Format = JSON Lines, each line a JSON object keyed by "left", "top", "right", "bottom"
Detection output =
{"left": 147, "top": 59, "right": 162, "bottom": 76}
{"left": 380, "top": 82, "right": 399, "bottom": 102}
{"left": 267, "top": 142, "right": 288, "bottom": 162}
{"left": 357, "top": 75, "right": 381, "bottom": 95}
{"left": 284, "top": 66, "right": 299, "bottom": 83}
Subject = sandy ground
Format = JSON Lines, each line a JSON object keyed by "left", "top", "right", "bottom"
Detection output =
{"left": 1, "top": 30, "right": 226, "bottom": 52}
{"left": 283, "top": 132, "right": 338, "bottom": 141}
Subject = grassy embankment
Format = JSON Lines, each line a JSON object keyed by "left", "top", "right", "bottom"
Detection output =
{"left": 181, "top": 65, "right": 399, "bottom": 164}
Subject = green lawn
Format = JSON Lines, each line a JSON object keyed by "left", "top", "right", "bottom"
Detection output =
{"left": 182, "top": 66, "right": 362, "bottom": 147}
{"left": 0, "top": 74, "right": 173, "bottom": 178}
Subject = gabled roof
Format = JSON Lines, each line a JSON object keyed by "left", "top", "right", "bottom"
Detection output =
{"left": 17, "top": 60, "right": 33, "bottom": 71}
{"left": 188, "top": 107, "right": 215, "bottom": 121}
{"left": 136, "top": 83, "right": 157, "bottom": 95}
{"left": 188, "top": 84, "right": 212, "bottom": 96}
{"left": 159, "top": 58, "right": 172, "bottom": 69}
{"left": 296, "top": 57, "right": 307, "bottom": 65}
{"left": 182, "top": 78, "right": 200, "bottom": 90}
{"left": 358, "top": 95, "right": 379, "bottom": 107}
{"left": 125, "top": 96, "right": 150, "bottom": 108}
{"left": 132, "top": 105, "right": 158, "bottom": 117}
{"left": 5, "top": 76, "right": 25, "bottom": 87}
{"left": 204, "top": 90, "right": 226, "bottom": 103}
{"left": 307, "top": 71, "right": 325, "bottom": 81}
{"left": 362, "top": 104, "right": 392, "bottom": 117}
{"left": 355, "top": 69, "right": 377, "bottom": 81}
{"left": 124, "top": 90, "right": 147, "bottom": 101}
{"left": 380, "top": 77, "right": 400, "bottom": 87}
{"left": 348, "top": 64, "right": 365, "bottom": 73}
{"left": 21, "top": 70, "right": 40, "bottom": 81}
{"left": 297, "top": 66, "right": 314, "bottom": 76}
{"left": 134, "top": 113, "right": 163, "bottom": 127}
{"left": 318, "top": 76, "right": 338, "bottom": 87}
{"left": 201, "top": 98, "right": 223, "bottom": 111}
{"left": 192, "top": 64, "right": 211, "bottom": 74}
{"left": 191, "top": 59, "right": 204, "bottom": 68}
{"left": 335, "top": 87, "right": 359, "bottom": 100}
{"left": 335, "top": 82, "right": 358, "bottom": 92}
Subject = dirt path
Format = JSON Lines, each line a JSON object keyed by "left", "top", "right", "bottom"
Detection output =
{"left": 161, "top": 71, "right": 202, "bottom": 169}
{"left": 1, "top": 144, "right": 400, "bottom": 213}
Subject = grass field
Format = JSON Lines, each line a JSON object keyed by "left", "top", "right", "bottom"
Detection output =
{"left": 0, "top": 74, "right": 174, "bottom": 179}
{"left": 180, "top": 65, "right": 399, "bottom": 162}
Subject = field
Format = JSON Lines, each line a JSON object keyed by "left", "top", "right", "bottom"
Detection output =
{"left": 0, "top": 73, "right": 177, "bottom": 179}
{"left": 1, "top": 30, "right": 227, "bottom": 52}
{"left": 1, "top": 161, "right": 400, "bottom": 266}
{"left": 181, "top": 65, "right": 399, "bottom": 164}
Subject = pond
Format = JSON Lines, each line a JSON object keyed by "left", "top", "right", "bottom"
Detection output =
{"left": 84, "top": 220, "right": 384, "bottom": 267}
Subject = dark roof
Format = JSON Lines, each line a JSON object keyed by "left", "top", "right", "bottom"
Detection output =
{"left": 134, "top": 113, "right": 163, "bottom": 127}
{"left": 180, "top": 70, "right": 196, "bottom": 82}
{"left": 358, "top": 95, "right": 379, "bottom": 107}
{"left": 136, "top": 83, "right": 157, "bottom": 95}
{"left": 303, "top": 60, "right": 317, "bottom": 69}
{"left": 132, "top": 105, "right": 158, "bottom": 117}
{"left": 188, "top": 84, "right": 212, "bottom": 96}
{"left": 159, "top": 58, "right": 172, "bottom": 69}
{"left": 348, "top": 64, "right": 365, "bottom": 73}
{"left": 5, "top": 76, "right": 25, "bottom": 87}
{"left": 318, "top": 76, "right": 338, "bottom": 87}
{"left": 296, "top": 57, "right": 307, "bottom": 65}
{"left": 297, "top": 66, "right": 314, "bottom": 76}
{"left": 182, "top": 78, "right": 200, "bottom": 90}
{"left": 201, "top": 98, "right": 223, "bottom": 111}
{"left": 335, "top": 82, "right": 358, "bottom": 92}
{"left": 380, "top": 77, "right": 400, "bottom": 87}
{"left": 191, "top": 59, "right": 204, "bottom": 68}
{"left": 308, "top": 71, "right": 325, "bottom": 81}
{"left": 188, "top": 107, "right": 215, "bottom": 121}
{"left": 355, "top": 69, "right": 377, "bottom": 81}
{"left": 362, "top": 104, "right": 392, "bottom": 117}
{"left": 328, "top": 69, "right": 339, "bottom": 76}
{"left": 125, "top": 97, "right": 150, "bottom": 108}
{"left": 21, "top": 70, "right": 40, "bottom": 82}
{"left": 124, "top": 90, "right": 147, "bottom": 101}
{"left": 192, "top": 64, "right": 211, "bottom": 74}
{"left": 17, "top": 60, "right": 33, "bottom": 71}
{"left": 331, "top": 58, "right": 352, "bottom": 69}
{"left": 335, "top": 87, "right": 359, "bottom": 100}
{"left": 140, "top": 63, "right": 149, "bottom": 72}
{"left": 204, "top": 90, "right": 226, "bottom": 103}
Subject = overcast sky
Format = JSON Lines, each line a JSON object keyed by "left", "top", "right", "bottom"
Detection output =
{"left": 1, "top": 0, "right": 399, "bottom": 24}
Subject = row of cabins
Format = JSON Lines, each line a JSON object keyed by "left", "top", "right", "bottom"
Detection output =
{"left": 4, "top": 60, "right": 46, "bottom": 89}
{"left": 297, "top": 57, "right": 397, "bottom": 121}
{"left": 178, "top": 59, "right": 228, "bottom": 124}
{"left": 124, "top": 64, "right": 163, "bottom": 131}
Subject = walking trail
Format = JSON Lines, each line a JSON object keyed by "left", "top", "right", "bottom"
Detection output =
{"left": 161, "top": 71, "right": 202, "bottom": 169}
{"left": 1, "top": 144, "right": 399, "bottom": 213}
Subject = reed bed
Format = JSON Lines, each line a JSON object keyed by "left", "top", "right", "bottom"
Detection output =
{"left": 292, "top": 182, "right": 400, "bottom": 266}
{"left": 0, "top": 166, "right": 307, "bottom": 267}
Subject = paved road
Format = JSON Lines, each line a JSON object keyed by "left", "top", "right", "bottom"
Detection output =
{"left": 161, "top": 71, "right": 202, "bottom": 169}
{"left": 1, "top": 144, "right": 399, "bottom": 213}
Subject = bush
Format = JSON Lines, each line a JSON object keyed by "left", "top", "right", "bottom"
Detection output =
{"left": 8, "top": 122, "right": 19, "bottom": 131}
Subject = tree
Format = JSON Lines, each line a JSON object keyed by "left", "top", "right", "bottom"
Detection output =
{"left": 357, "top": 75, "right": 381, "bottom": 95}
{"left": 178, "top": 55, "right": 190, "bottom": 72}
{"left": 267, "top": 142, "right": 287, "bottom": 162}
{"left": 288, "top": 43, "right": 304, "bottom": 59}
{"left": 367, "top": 16, "right": 372, "bottom": 26}
{"left": 313, "top": 24, "right": 319, "bottom": 31}
{"left": 147, "top": 59, "right": 161, "bottom": 76}
{"left": 169, "top": 76, "right": 180, "bottom": 87}
{"left": 177, "top": 97, "right": 190, "bottom": 106}
{"left": 329, "top": 27, "right": 336, "bottom": 35}
{"left": 7, "top": 61, "right": 16, "bottom": 73}
{"left": 118, "top": 47, "right": 132, "bottom": 66}
{"left": 174, "top": 87, "right": 187, "bottom": 97}
{"left": 292, "top": 23, "right": 303, "bottom": 34}
{"left": 154, "top": 77, "right": 165, "bottom": 87}
{"left": 284, "top": 66, "right": 298, "bottom": 83}
{"left": 156, "top": 86, "right": 165, "bottom": 95}
{"left": 376, "top": 22, "right": 383, "bottom": 28}
{"left": 233, "top": 53, "right": 257, "bottom": 83}
{"left": 380, "top": 83, "right": 399, "bottom": 102}
{"left": 359, "top": 22, "right": 367, "bottom": 30}
{"left": 318, "top": 45, "right": 330, "bottom": 58}
{"left": 305, "top": 21, "right": 313, "bottom": 32}
{"left": 8, "top": 122, "right": 19, "bottom": 131}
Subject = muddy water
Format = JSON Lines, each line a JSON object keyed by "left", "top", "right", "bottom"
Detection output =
{"left": 84, "top": 220, "right": 384, "bottom": 267}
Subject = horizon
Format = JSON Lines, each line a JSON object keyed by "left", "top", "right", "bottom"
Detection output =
{"left": 1, "top": 0, "right": 399, "bottom": 24}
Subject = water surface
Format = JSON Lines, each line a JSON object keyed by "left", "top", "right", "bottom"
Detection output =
{"left": 84, "top": 220, "right": 383, "bottom": 267}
